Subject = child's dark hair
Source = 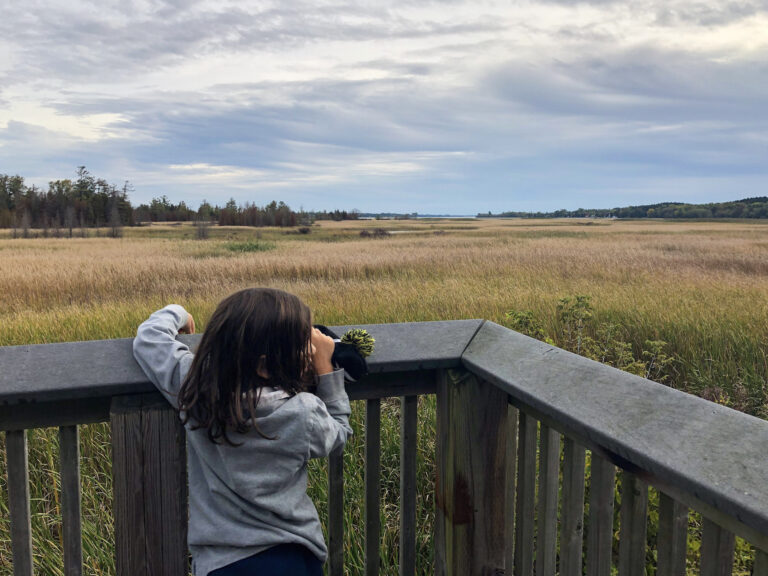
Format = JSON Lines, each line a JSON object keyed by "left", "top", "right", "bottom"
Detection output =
{"left": 179, "top": 287, "right": 312, "bottom": 445}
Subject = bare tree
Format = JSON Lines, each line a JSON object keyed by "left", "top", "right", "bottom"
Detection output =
{"left": 79, "top": 211, "right": 88, "bottom": 238}
{"left": 21, "top": 208, "right": 31, "bottom": 238}
{"left": 195, "top": 216, "right": 210, "bottom": 239}
{"left": 65, "top": 206, "right": 75, "bottom": 238}
{"left": 109, "top": 202, "right": 123, "bottom": 238}
{"left": 52, "top": 212, "right": 62, "bottom": 238}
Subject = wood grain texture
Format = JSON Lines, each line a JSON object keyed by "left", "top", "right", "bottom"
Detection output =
{"left": 586, "top": 454, "right": 616, "bottom": 576}
{"left": 462, "top": 322, "right": 768, "bottom": 541}
{"left": 504, "top": 405, "right": 519, "bottom": 574}
{"left": 59, "top": 425, "right": 83, "bottom": 576}
{"left": 514, "top": 411, "right": 537, "bottom": 576}
{"left": 365, "top": 398, "right": 381, "bottom": 576}
{"left": 701, "top": 518, "right": 735, "bottom": 576}
{"left": 657, "top": 493, "right": 688, "bottom": 576}
{"left": 328, "top": 445, "right": 344, "bottom": 576}
{"left": 0, "top": 320, "right": 484, "bottom": 404}
{"left": 111, "top": 401, "right": 145, "bottom": 576}
{"left": 110, "top": 395, "right": 188, "bottom": 576}
{"left": 618, "top": 472, "right": 648, "bottom": 576}
{"left": 754, "top": 549, "right": 768, "bottom": 576}
{"left": 560, "top": 438, "right": 586, "bottom": 576}
{"left": 435, "top": 369, "right": 507, "bottom": 576}
{"left": 536, "top": 424, "right": 560, "bottom": 576}
{"left": 400, "top": 395, "right": 418, "bottom": 576}
{"left": 6, "top": 430, "right": 33, "bottom": 576}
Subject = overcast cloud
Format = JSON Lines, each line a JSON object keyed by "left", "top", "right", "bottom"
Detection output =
{"left": 1, "top": 0, "right": 766, "bottom": 213}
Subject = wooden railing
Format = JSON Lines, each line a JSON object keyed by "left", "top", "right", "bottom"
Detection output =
{"left": 2, "top": 320, "right": 768, "bottom": 575}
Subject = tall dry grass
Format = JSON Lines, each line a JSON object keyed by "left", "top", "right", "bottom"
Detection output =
{"left": 1, "top": 218, "right": 767, "bottom": 575}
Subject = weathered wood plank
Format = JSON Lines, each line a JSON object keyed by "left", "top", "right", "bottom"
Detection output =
{"left": 618, "top": 471, "right": 648, "bottom": 576}
{"left": 504, "top": 404, "right": 519, "bottom": 574}
{"left": 514, "top": 411, "right": 537, "bottom": 576}
{"left": 141, "top": 405, "right": 163, "bottom": 574}
{"left": 434, "top": 369, "right": 507, "bottom": 576}
{"left": 657, "top": 492, "right": 687, "bottom": 576}
{"left": 334, "top": 320, "right": 484, "bottom": 373}
{"left": 365, "top": 399, "right": 381, "bottom": 576}
{"left": 586, "top": 453, "right": 616, "bottom": 576}
{"left": 462, "top": 322, "right": 768, "bottom": 541}
{"left": 328, "top": 445, "right": 344, "bottom": 576}
{"left": 158, "top": 404, "right": 188, "bottom": 576}
{"left": 754, "top": 549, "right": 768, "bottom": 576}
{"left": 111, "top": 395, "right": 187, "bottom": 576}
{"left": 536, "top": 424, "right": 560, "bottom": 576}
{"left": 6, "top": 430, "right": 33, "bottom": 576}
{"left": 0, "top": 397, "right": 110, "bottom": 431}
{"left": 701, "top": 518, "right": 735, "bottom": 576}
{"left": 0, "top": 320, "right": 483, "bottom": 405}
{"left": 435, "top": 372, "right": 447, "bottom": 575}
{"left": 59, "top": 425, "right": 83, "bottom": 576}
{"left": 111, "top": 397, "right": 146, "bottom": 576}
{"left": 349, "top": 370, "right": 436, "bottom": 400}
{"left": 400, "top": 395, "right": 418, "bottom": 576}
{"left": 560, "top": 437, "right": 586, "bottom": 576}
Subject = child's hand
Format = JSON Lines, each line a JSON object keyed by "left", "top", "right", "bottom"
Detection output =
{"left": 179, "top": 313, "right": 195, "bottom": 335}
{"left": 311, "top": 327, "right": 335, "bottom": 376}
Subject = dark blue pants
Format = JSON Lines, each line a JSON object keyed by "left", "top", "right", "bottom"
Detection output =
{"left": 209, "top": 543, "right": 323, "bottom": 576}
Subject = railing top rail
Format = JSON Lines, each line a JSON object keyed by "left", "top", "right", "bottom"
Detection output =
{"left": 0, "top": 319, "right": 483, "bottom": 405}
{"left": 463, "top": 321, "right": 768, "bottom": 542}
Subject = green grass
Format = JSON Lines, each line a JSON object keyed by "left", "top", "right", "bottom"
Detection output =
{"left": 1, "top": 218, "right": 767, "bottom": 575}
{"left": 223, "top": 240, "right": 276, "bottom": 253}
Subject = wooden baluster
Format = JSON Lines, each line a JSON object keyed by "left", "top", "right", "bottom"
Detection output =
{"left": 504, "top": 405, "right": 519, "bottom": 573}
{"left": 754, "top": 549, "right": 768, "bottom": 576}
{"left": 514, "top": 411, "right": 537, "bottom": 576}
{"left": 400, "top": 395, "right": 418, "bottom": 576}
{"left": 586, "top": 454, "right": 615, "bottom": 576}
{"left": 560, "top": 437, "right": 586, "bottom": 576}
{"left": 536, "top": 424, "right": 560, "bottom": 576}
{"left": 6, "top": 430, "right": 34, "bottom": 576}
{"left": 618, "top": 471, "right": 648, "bottom": 576}
{"left": 328, "top": 445, "right": 344, "bottom": 576}
{"left": 701, "top": 518, "right": 735, "bottom": 576}
{"left": 59, "top": 425, "right": 83, "bottom": 576}
{"left": 657, "top": 492, "right": 687, "bottom": 576}
{"left": 365, "top": 398, "right": 381, "bottom": 576}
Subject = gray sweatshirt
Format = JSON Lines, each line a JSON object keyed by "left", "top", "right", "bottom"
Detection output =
{"left": 132, "top": 305, "right": 352, "bottom": 576}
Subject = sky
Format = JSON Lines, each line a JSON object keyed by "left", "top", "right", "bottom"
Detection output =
{"left": 0, "top": 0, "right": 767, "bottom": 214}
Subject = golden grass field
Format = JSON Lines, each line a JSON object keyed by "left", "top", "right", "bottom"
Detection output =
{"left": 1, "top": 217, "right": 767, "bottom": 574}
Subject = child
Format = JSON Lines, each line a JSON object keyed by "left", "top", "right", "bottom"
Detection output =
{"left": 133, "top": 287, "right": 352, "bottom": 576}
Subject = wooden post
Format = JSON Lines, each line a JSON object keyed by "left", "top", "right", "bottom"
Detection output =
{"left": 435, "top": 368, "right": 507, "bottom": 576}
{"left": 111, "top": 393, "right": 188, "bottom": 576}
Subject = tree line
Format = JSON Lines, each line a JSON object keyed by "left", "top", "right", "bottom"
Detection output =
{"left": 482, "top": 197, "right": 768, "bottom": 219}
{"left": 0, "top": 168, "right": 361, "bottom": 233}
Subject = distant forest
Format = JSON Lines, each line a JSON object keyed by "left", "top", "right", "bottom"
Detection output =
{"left": 482, "top": 197, "right": 768, "bottom": 219}
{"left": 0, "top": 167, "right": 359, "bottom": 231}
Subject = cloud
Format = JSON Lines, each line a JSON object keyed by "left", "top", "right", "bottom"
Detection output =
{"left": 1, "top": 0, "right": 768, "bottom": 212}
{"left": 654, "top": 1, "right": 768, "bottom": 27}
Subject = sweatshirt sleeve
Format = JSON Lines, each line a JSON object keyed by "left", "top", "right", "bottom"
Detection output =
{"left": 132, "top": 304, "right": 195, "bottom": 410}
{"left": 307, "top": 369, "right": 353, "bottom": 459}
